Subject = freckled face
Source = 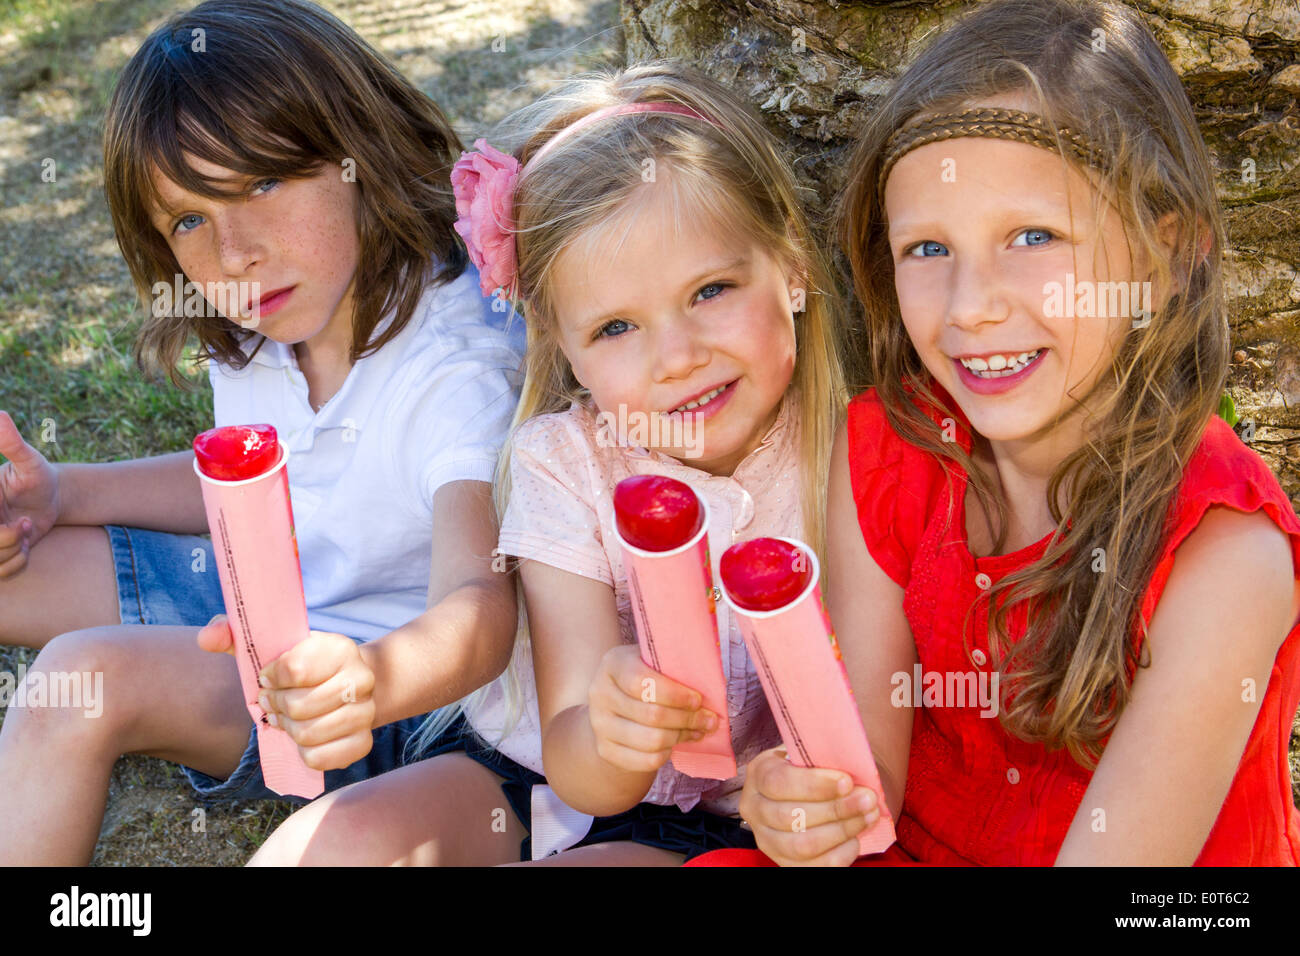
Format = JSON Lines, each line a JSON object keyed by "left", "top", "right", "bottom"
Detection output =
{"left": 148, "top": 155, "right": 360, "bottom": 353}
{"left": 548, "top": 185, "right": 800, "bottom": 477}
{"left": 885, "top": 135, "right": 1141, "bottom": 447}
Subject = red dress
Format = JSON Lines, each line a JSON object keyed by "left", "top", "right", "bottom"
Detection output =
{"left": 688, "top": 384, "right": 1300, "bottom": 866}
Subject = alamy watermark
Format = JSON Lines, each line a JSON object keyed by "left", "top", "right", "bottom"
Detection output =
{"left": 0, "top": 666, "right": 103, "bottom": 718}
{"left": 1043, "top": 274, "right": 1153, "bottom": 328}
{"left": 595, "top": 404, "right": 704, "bottom": 458}
{"left": 891, "top": 664, "right": 999, "bottom": 718}
{"left": 50, "top": 886, "right": 150, "bottom": 936}
{"left": 151, "top": 275, "right": 261, "bottom": 327}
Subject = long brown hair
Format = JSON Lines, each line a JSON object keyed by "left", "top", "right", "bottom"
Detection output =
{"left": 103, "top": 0, "right": 467, "bottom": 385}
{"left": 836, "top": 0, "right": 1228, "bottom": 767}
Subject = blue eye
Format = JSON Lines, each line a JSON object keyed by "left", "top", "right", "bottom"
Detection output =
{"left": 907, "top": 240, "right": 948, "bottom": 258}
{"left": 1012, "top": 228, "right": 1054, "bottom": 246}
{"left": 696, "top": 282, "right": 728, "bottom": 301}
{"left": 251, "top": 178, "right": 280, "bottom": 195}
{"left": 173, "top": 213, "right": 204, "bottom": 235}
{"left": 596, "top": 319, "right": 632, "bottom": 339}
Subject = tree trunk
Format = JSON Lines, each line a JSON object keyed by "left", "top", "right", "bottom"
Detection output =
{"left": 623, "top": 0, "right": 1300, "bottom": 508}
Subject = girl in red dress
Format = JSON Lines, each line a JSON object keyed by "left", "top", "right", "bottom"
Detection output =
{"left": 689, "top": 0, "right": 1300, "bottom": 866}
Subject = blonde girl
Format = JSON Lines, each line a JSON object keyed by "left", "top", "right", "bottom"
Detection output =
{"left": 249, "top": 60, "right": 852, "bottom": 865}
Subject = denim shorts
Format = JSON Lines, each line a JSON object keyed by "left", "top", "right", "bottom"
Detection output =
{"left": 106, "top": 524, "right": 433, "bottom": 803}
{"left": 106, "top": 525, "right": 760, "bottom": 856}
{"left": 107, "top": 525, "right": 226, "bottom": 628}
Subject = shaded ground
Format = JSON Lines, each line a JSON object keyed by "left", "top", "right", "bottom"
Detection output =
{"left": 0, "top": 0, "right": 622, "bottom": 866}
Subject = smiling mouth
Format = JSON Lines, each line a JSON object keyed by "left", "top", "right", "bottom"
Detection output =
{"left": 670, "top": 381, "right": 734, "bottom": 413}
{"left": 957, "top": 349, "right": 1044, "bottom": 378}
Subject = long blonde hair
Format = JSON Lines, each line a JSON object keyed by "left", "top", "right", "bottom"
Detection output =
{"left": 409, "top": 60, "right": 848, "bottom": 756}
{"left": 835, "top": 0, "right": 1228, "bottom": 768}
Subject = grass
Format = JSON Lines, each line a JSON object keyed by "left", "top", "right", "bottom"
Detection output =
{"left": 0, "top": 301, "right": 213, "bottom": 464}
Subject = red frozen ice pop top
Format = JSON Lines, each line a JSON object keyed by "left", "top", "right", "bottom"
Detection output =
{"left": 193, "top": 424, "right": 281, "bottom": 480}
{"left": 720, "top": 537, "right": 812, "bottom": 611}
{"left": 613, "top": 475, "right": 703, "bottom": 552}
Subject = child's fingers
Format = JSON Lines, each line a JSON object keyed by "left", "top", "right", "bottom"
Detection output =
{"left": 742, "top": 787, "right": 877, "bottom": 836}
{"left": 0, "top": 528, "right": 28, "bottom": 580}
{"left": 195, "top": 615, "right": 235, "bottom": 655}
{"left": 260, "top": 631, "right": 358, "bottom": 689}
{"left": 295, "top": 729, "right": 375, "bottom": 773}
{"left": 269, "top": 698, "right": 374, "bottom": 749}
{"left": 0, "top": 520, "right": 27, "bottom": 551}
{"left": 0, "top": 411, "right": 40, "bottom": 468}
{"left": 0, "top": 546, "right": 27, "bottom": 574}
{"left": 749, "top": 748, "right": 856, "bottom": 803}
{"left": 604, "top": 647, "right": 703, "bottom": 711}
{"left": 598, "top": 676, "right": 716, "bottom": 733}
{"left": 262, "top": 669, "right": 372, "bottom": 723}
{"left": 755, "top": 816, "right": 871, "bottom": 867}
{"left": 591, "top": 709, "right": 700, "bottom": 756}
{"left": 592, "top": 733, "right": 675, "bottom": 775}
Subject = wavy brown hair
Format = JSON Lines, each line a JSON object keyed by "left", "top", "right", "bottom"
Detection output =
{"left": 835, "top": 0, "right": 1228, "bottom": 767}
{"left": 103, "top": 0, "right": 467, "bottom": 386}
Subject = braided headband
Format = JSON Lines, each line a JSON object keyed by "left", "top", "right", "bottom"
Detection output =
{"left": 877, "top": 107, "right": 1107, "bottom": 200}
{"left": 451, "top": 102, "right": 718, "bottom": 299}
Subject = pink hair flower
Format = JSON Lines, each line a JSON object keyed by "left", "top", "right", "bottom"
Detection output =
{"left": 451, "top": 139, "right": 521, "bottom": 299}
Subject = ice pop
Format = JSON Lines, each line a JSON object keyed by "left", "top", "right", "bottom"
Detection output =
{"left": 193, "top": 424, "right": 324, "bottom": 799}
{"left": 613, "top": 475, "right": 736, "bottom": 779}
{"left": 719, "top": 536, "right": 896, "bottom": 855}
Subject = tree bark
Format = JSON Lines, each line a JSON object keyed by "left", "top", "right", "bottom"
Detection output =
{"left": 623, "top": 0, "right": 1300, "bottom": 508}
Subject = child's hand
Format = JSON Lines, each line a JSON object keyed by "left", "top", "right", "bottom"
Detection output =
{"left": 739, "top": 745, "right": 880, "bottom": 866}
{"left": 587, "top": 643, "right": 718, "bottom": 774}
{"left": 0, "top": 411, "right": 61, "bottom": 578}
{"left": 197, "top": 615, "right": 376, "bottom": 770}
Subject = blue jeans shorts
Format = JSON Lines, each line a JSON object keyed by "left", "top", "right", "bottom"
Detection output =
{"left": 106, "top": 524, "right": 434, "bottom": 804}
{"left": 107, "top": 526, "right": 761, "bottom": 856}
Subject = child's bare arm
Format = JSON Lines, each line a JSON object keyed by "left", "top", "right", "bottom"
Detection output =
{"left": 738, "top": 421, "right": 917, "bottom": 865}
{"left": 1, "top": 409, "right": 209, "bottom": 577}
{"left": 526, "top": 560, "right": 712, "bottom": 817}
{"left": 212, "top": 479, "right": 518, "bottom": 771}
{"left": 1055, "top": 506, "right": 1300, "bottom": 865}
{"left": 825, "top": 419, "right": 918, "bottom": 818}
{"left": 359, "top": 479, "right": 517, "bottom": 727}
{"left": 57, "top": 451, "right": 208, "bottom": 533}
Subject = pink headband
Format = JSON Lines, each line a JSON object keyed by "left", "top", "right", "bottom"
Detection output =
{"left": 451, "top": 102, "right": 716, "bottom": 300}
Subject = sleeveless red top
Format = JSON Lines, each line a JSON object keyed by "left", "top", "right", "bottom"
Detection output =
{"left": 688, "top": 385, "right": 1300, "bottom": 867}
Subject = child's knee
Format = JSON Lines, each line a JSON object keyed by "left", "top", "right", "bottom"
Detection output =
{"left": 18, "top": 628, "right": 138, "bottom": 738}
{"left": 248, "top": 794, "right": 367, "bottom": 866}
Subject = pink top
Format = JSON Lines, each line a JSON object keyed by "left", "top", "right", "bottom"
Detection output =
{"left": 466, "top": 388, "right": 803, "bottom": 814}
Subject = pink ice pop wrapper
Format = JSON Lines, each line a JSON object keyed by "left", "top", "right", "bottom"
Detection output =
{"left": 719, "top": 536, "right": 896, "bottom": 856}
{"left": 613, "top": 475, "right": 736, "bottom": 780}
{"left": 193, "top": 424, "right": 324, "bottom": 799}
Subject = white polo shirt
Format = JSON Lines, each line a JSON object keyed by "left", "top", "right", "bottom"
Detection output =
{"left": 208, "top": 264, "right": 524, "bottom": 641}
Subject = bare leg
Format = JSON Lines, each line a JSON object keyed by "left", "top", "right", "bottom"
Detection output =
{"left": 248, "top": 752, "right": 527, "bottom": 866}
{"left": 0, "top": 527, "right": 120, "bottom": 648}
{"left": 501, "top": 842, "right": 684, "bottom": 866}
{"left": 0, "top": 624, "right": 252, "bottom": 865}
